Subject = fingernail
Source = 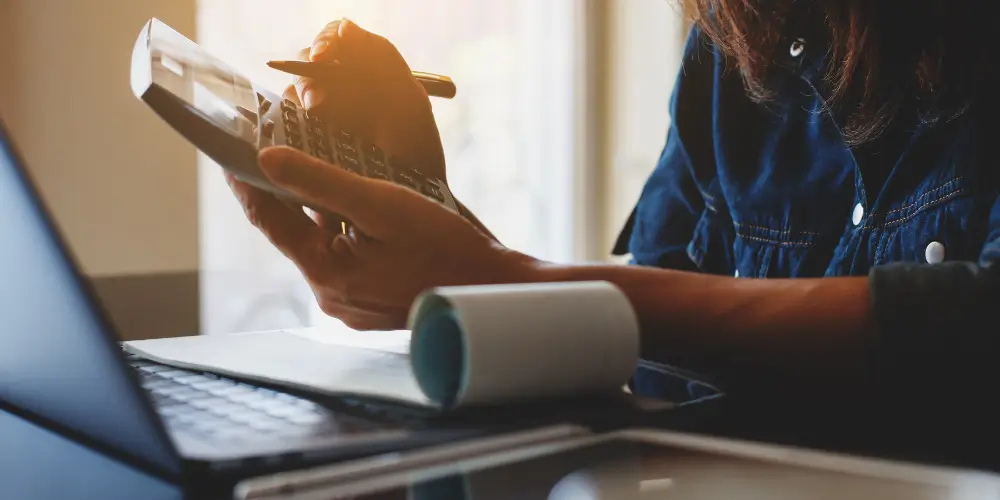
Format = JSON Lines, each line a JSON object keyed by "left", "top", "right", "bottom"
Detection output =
{"left": 302, "top": 89, "right": 316, "bottom": 109}
{"left": 310, "top": 40, "right": 329, "bottom": 61}
{"left": 338, "top": 18, "right": 356, "bottom": 37}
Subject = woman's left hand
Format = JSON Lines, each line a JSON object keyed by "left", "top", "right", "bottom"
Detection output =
{"left": 229, "top": 146, "right": 541, "bottom": 330}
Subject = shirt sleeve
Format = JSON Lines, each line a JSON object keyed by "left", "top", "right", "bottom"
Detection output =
{"left": 867, "top": 195, "right": 1000, "bottom": 408}
{"left": 612, "top": 26, "right": 719, "bottom": 272}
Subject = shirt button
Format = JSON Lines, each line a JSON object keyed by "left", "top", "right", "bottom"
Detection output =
{"left": 789, "top": 38, "right": 806, "bottom": 58}
{"left": 852, "top": 203, "right": 864, "bottom": 226}
{"left": 925, "top": 241, "right": 946, "bottom": 264}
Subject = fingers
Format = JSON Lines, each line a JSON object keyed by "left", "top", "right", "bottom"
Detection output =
{"left": 310, "top": 20, "right": 344, "bottom": 61}
{"left": 334, "top": 20, "right": 412, "bottom": 76}
{"left": 318, "top": 299, "right": 407, "bottom": 331}
{"left": 258, "top": 147, "right": 400, "bottom": 236}
{"left": 297, "top": 19, "right": 413, "bottom": 113}
{"left": 289, "top": 48, "right": 326, "bottom": 111}
{"left": 226, "top": 173, "right": 332, "bottom": 270}
{"left": 282, "top": 83, "right": 302, "bottom": 107}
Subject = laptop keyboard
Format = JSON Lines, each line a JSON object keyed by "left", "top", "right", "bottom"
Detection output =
{"left": 131, "top": 359, "right": 380, "bottom": 443}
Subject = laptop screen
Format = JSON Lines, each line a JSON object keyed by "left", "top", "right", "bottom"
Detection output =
{"left": 0, "top": 120, "right": 180, "bottom": 477}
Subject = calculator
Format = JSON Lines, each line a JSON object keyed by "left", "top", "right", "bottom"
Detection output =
{"left": 129, "top": 18, "right": 459, "bottom": 212}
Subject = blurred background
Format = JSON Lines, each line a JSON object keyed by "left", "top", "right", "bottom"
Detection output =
{"left": 0, "top": 0, "right": 686, "bottom": 340}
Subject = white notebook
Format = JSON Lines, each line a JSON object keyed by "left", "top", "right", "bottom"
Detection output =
{"left": 124, "top": 282, "right": 640, "bottom": 411}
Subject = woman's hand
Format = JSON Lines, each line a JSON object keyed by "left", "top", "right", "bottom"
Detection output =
{"left": 283, "top": 18, "right": 499, "bottom": 240}
{"left": 293, "top": 19, "right": 446, "bottom": 182}
{"left": 229, "top": 147, "right": 540, "bottom": 330}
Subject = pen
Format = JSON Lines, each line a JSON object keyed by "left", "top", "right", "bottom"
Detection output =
{"left": 266, "top": 60, "right": 457, "bottom": 99}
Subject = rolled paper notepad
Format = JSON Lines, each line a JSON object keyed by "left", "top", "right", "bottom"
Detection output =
{"left": 408, "top": 281, "right": 640, "bottom": 409}
{"left": 124, "top": 281, "right": 640, "bottom": 411}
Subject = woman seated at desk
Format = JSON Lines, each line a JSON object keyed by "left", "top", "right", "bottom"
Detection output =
{"left": 225, "top": 1, "right": 1000, "bottom": 418}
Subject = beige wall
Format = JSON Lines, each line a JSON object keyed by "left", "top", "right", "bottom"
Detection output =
{"left": 0, "top": 0, "right": 198, "bottom": 277}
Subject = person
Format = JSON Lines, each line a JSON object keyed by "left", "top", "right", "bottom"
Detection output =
{"left": 226, "top": 8, "right": 1000, "bottom": 418}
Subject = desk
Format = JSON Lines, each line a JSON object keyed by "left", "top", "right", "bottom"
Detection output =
{"left": 660, "top": 395, "right": 1000, "bottom": 475}
{"left": 4, "top": 396, "right": 997, "bottom": 500}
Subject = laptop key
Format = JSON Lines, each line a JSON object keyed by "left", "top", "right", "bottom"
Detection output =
{"left": 142, "top": 379, "right": 175, "bottom": 391}
{"left": 157, "top": 369, "right": 194, "bottom": 379}
{"left": 227, "top": 392, "right": 270, "bottom": 405}
{"left": 159, "top": 405, "right": 200, "bottom": 418}
{"left": 173, "top": 374, "right": 208, "bottom": 384}
{"left": 208, "top": 385, "right": 254, "bottom": 397}
{"left": 138, "top": 364, "right": 172, "bottom": 374}
{"left": 286, "top": 412, "right": 325, "bottom": 426}
{"left": 245, "top": 418, "right": 284, "bottom": 433}
{"left": 210, "top": 407, "right": 249, "bottom": 420}
{"left": 264, "top": 405, "right": 311, "bottom": 419}
{"left": 170, "top": 388, "right": 213, "bottom": 402}
{"left": 190, "top": 379, "right": 235, "bottom": 391}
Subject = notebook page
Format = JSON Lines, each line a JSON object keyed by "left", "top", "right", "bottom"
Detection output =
{"left": 124, "top": 329, "right": 434, "bottom": 408}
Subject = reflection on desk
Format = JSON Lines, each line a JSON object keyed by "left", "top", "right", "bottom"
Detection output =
{"left": 268, "top": 432, "right": 1000, "bottom": 500}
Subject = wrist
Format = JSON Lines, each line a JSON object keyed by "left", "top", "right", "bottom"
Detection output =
{"left": 521, "top": 261, "right": 600, "bottom": 285}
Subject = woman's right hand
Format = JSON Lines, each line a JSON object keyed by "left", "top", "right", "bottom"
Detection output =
{"left": 292, "top": 19, "right": 448, "bottom": 184}
{"left": 283, "top": 19, "right": 499, "bottom": 241}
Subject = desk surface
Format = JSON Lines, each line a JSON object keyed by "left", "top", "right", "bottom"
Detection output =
{"left": 4, "top": 397, "right": 999, "bottom": 500}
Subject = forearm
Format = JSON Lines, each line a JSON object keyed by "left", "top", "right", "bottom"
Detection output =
{"left": 532, "top": 263, "right": 876, "bottom": 395}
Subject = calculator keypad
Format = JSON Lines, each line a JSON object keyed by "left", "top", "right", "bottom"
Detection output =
{"left": 266, "top": 97, "right": 457, "bottom": 211}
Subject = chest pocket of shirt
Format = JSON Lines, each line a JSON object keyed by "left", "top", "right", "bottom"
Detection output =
{"left": 873, "top": 177, "right": 986, "bottom": 266}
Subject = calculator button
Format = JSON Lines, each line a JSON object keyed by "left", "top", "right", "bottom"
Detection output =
{"left": 339, "top": 153, "right": 361, "bottom": 174}
{"left": 257, "top": 94, "right": 272, "bottom": 115}
{"left": 394, "top": 169, "right": 418, "bottom": 190}
{"left": 337, "top": 140, "right": 356, "bottom": 153}
{"left": 305, "top": 110, "right": 323, "bottom": 126}
{"left": 369, "top": 163, "right": 389, "bottom": 181}
{"left": 365, "top": 143, "right": 386, "bottom": 163}
{"left": 261, "top": 121, "right": 275, "bottom": 139}
{"left": 421, "top": 182, "right": 444, "bottom": 202}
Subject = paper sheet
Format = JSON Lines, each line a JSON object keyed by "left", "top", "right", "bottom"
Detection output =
{"left": 124, "top": 328, "right": 433, "bottom": 407}
{"left": 125, "top": 282, "right": 640, "bottom": 410}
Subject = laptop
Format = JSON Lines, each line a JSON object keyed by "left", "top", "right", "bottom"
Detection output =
{"left": 0, "top": 119, "right": 590, "bottom": 493}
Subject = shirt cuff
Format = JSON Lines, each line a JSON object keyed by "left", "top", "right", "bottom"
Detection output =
{"left": 868, "top": 261, "right": 996, "bottom": 398}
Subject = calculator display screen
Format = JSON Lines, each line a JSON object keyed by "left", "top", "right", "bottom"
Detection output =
{"left": 145, "top": 20, "right": 260, "bottom": 145}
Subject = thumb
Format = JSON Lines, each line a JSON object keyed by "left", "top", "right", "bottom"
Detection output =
{"left": 259, "top": 147, "right": 394, "bottom": 235}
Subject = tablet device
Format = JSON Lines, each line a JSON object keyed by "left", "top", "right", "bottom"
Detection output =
{"left": 236, "top": 429, "right": 1000, "bottom": 499}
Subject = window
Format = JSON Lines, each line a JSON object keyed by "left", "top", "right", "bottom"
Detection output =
{"left": 197, "top": 0, "right": 593, "bottom": 334}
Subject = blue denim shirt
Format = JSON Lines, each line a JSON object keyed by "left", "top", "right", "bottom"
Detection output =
{"left": 615, "top": 23, "right": 1000, "bottom": 406}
